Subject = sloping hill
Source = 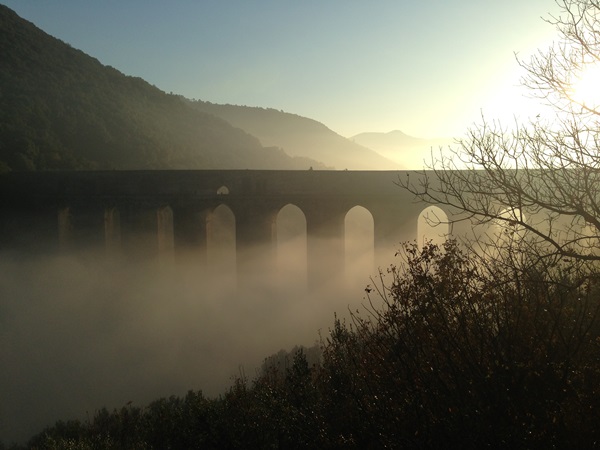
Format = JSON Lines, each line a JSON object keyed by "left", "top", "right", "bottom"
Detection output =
{"left": 350, "top": 130, "right": 454, "bottom": 169}
{"left": 189, "top": 101, "right": 401, "bottom": 170}
{"left": 0, "top": 5, "right": 321, "bottom": 171}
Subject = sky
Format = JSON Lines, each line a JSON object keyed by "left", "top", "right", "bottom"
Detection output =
{"left": 2, "top": 0, "right": 561, "bottom": 139}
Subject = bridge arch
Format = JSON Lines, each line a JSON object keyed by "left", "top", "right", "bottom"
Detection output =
{"left": 483, "top": 207, "right": 529, "bottom": 256}
{"left": 345, "top": 205, "right": 375, "bottom": 283}
{"left": 216, "top": 185, "right": 230, "bottom": 195}
{"left": 206, "top": 203, "right": 236, "bottom": 284}
{"left": 276, "top": 203, "right": 307, "bottom": 287}
{"left": 418, "top": 205, "right": 450, "bottom": 247}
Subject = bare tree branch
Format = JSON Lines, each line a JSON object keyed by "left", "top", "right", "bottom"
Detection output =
{"left": 401, "top": 0, "right": 600, "bottom": 264}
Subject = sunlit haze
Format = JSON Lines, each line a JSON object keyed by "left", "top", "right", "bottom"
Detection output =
{"left": 2, "top": 0, "right": 559, "bottom": 139}
{"left": 572, "top": 62, "right": 600, "bottom": 108}
{"left": 0, "top": 0, "right": 575, "bottom": 444}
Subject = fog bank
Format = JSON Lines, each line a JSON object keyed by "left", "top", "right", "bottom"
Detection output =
{"left": 0, "top": 244, "right": 381, "bottom": 444}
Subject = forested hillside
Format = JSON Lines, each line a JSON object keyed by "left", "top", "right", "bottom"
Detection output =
{"left": 0, "top": 5, "right": 321, "bottom": 171}
{"left": 189, "top": 101, "right": 401, "bottom": 170}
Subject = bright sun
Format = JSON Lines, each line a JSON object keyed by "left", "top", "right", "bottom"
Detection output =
{"left": 571, "top": 63, "right": 600, "bottom": 108}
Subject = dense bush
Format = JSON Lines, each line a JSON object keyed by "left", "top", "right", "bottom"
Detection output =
{"left": 16, "top": 240, "right": 600, "bottom": 449}
{"left": 317, "top": 241, "right": 600, "bottom": 448}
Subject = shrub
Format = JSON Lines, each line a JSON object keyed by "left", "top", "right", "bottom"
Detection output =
{"left": 319, "top": 240, "right": 600, "bottom": 448}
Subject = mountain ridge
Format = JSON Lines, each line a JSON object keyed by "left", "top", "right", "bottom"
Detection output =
{"left": 0, "top": 4, "right": 325, "bottom": 171}
{"left": 0, "top": 4, "right": 442, "bottom": 172}
{"left": 188, "top": 101, "right": 402, "bottom": 170}
{"left": 350, "top": 130, "right": 454, "bottom": 169}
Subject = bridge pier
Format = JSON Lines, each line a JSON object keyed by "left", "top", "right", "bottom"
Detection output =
{"left": 172, "top": 206, "right": 209, "bottom": 267}
{"left": 58, "top": 205, "right": 107, "bottom": 253}
{"left": 104, "top": 207, "right": 121, "bottom": 257}
{"left": 305, "top": 206, "right": 346, "bottom": 289}
{"left": 234, "top": 207, "right": 278, "bottom": 288}
{"left": 118, "top": 204, "right": 174, "bottom": 263}
{"left": 0, "top": 205, "right": 59, "bottom": 254}
{"left": 371, "top": 202, "right": 420, "bottom": 270}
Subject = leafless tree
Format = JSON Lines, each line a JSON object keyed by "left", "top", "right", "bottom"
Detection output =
{"left": 402, "top": 0, "right": 600, "bottom": 263}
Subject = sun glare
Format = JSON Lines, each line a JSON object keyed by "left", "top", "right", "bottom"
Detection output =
{"left": 571, "top": 63, "right": 600, "bottom": 108}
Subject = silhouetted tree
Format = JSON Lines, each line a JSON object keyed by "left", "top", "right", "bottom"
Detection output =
{"left": 402, "top": 0, "right": 600, "bottom": 264}
{"left": 320, "top": 240, "right": 600, "bottom": 448}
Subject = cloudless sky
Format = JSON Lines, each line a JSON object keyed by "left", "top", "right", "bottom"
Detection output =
{"left": 2, "top": 1, "right": 561, "bottom": 138}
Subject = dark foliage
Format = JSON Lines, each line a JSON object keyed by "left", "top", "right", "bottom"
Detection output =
{"left": 318, "top": 241, "right": 600, "bottom": 448}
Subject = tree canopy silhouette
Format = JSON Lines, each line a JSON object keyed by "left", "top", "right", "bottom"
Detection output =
{"left": 402, "top": 0, "right": 600, "bottom": 263}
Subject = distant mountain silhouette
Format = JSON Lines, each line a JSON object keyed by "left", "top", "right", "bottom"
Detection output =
{"left": 350, "top": 130, "right": 454, "bottom": 169}
{"left": 0, "top": 5, "right": 323, "bottom": 171}
{"left": 189, "top": 102, "right": 401, "bottom": 170}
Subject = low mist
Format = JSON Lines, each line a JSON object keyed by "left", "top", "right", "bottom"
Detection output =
{"left": 0, "top": 211, "right": 387, "bottom": 444}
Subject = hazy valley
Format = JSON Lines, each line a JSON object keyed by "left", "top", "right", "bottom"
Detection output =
{"left": 4, "top": 0, "right": 600, "bottom": 446}
{"left": 0, "top": 3, "right": 462, "bottom": 446}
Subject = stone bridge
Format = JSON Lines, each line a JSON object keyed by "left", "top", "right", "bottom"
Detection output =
{"left": 0, "top": 170, "right": 471, "bottom": 288}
